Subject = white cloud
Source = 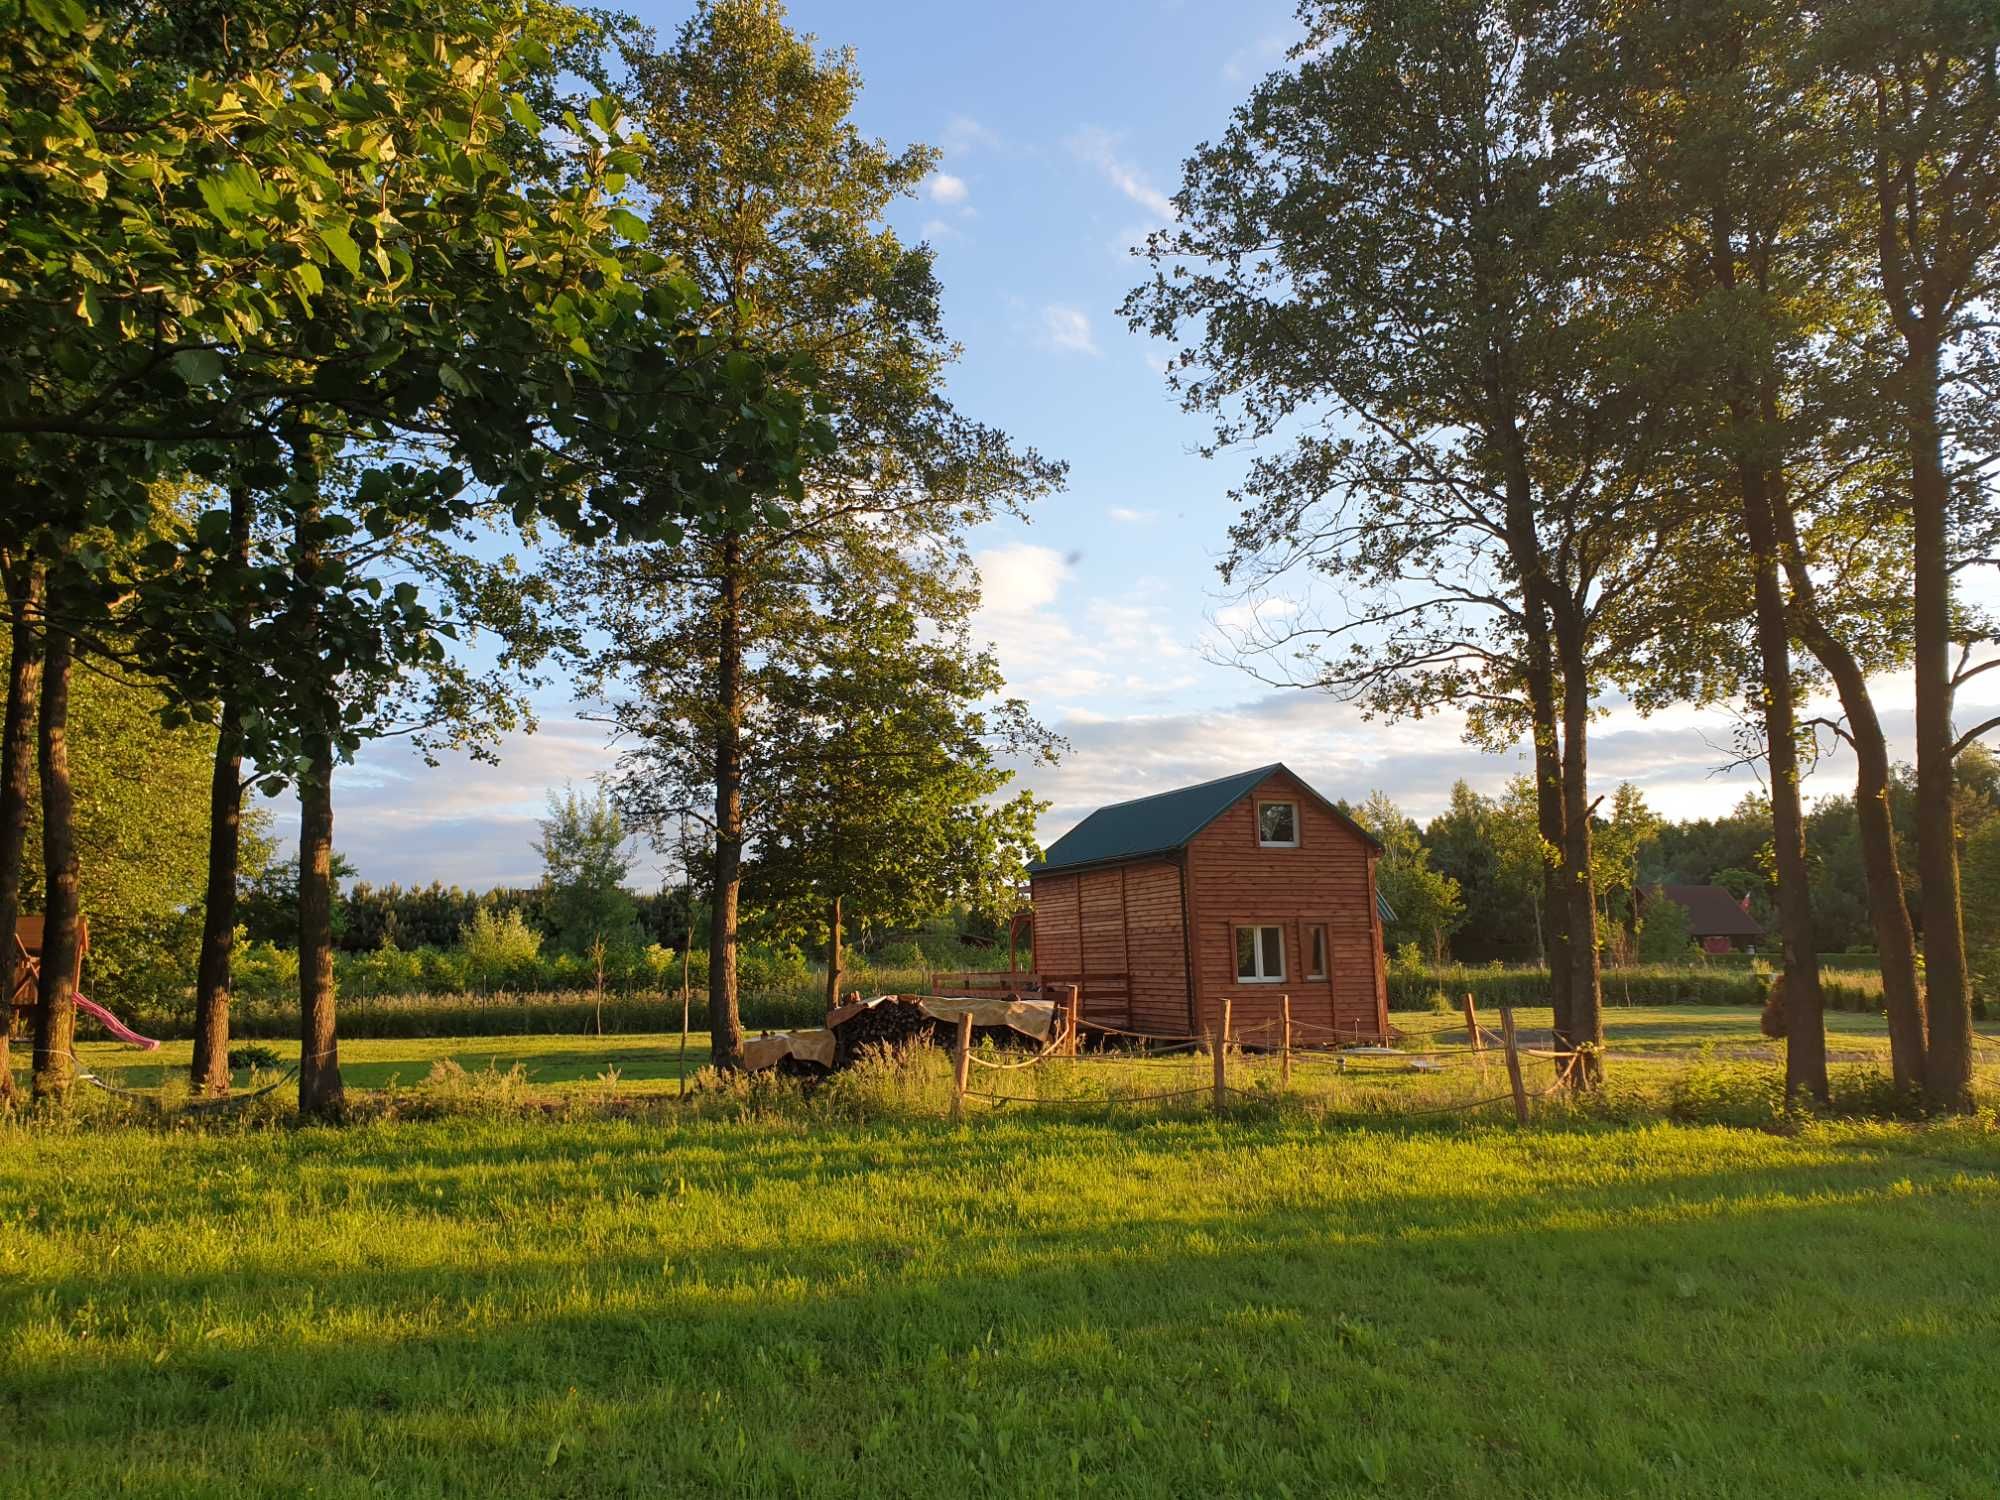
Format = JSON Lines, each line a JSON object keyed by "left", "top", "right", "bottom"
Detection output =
{"left": 921, "top": 217, "right": 962, "bottom": 242}
{"left": 975, "top": 542, "right": 1070, "bottom": 616}
{"left": 928, "top": 172, "right": 969, "bottom": 206}
{"left": 255, "top": 715, "right": 628, "bottom": 888}
{"left": 942, "top": 115, "right": 1004, "bottom": 155}
{"left": 1001, "top": 681, "right": 2000, "bottom": 853}
{"left": 1068, "top": 126, "right": 1175, "bottom": 223}
{"left": 972, "top": 546, "right": 1195, "bottom": 713}
{"left": 1040, "top": 303, "right": 1099, "bottom": 356}
{"left": 1108, "top": 506, "right": 1157, "bottom": 524}
{"left": 1211, "top": 595, "right": 1302, "bottom": 636}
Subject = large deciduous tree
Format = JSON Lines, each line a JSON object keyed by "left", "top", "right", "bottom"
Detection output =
{"left": 1817, "top": 0, "right": 2000, "bottom": 1110}
{"left": 1125, "top": 0, "right": 1697, "bottom": 1083}
{"left": 566, "top": 0, "right": 1062, "bottom": 1066}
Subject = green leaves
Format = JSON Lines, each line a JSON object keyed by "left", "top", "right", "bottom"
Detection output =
{"left": 172, "top": 348, "right": 224, "bottom": 386}
{"left": 504, "top": 93, "right": 541, "bottom": 134}
{"left": 317, "top": 224, "right": 362, "bottom": 277}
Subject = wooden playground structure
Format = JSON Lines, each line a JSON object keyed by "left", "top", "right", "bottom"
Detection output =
{"left": 7, "top": 914, "right": 88, "bottom": 1029}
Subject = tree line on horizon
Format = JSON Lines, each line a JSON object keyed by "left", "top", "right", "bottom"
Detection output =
{"left": 1129, "top": 0, "right": 2000, "bottom": 1110}
{"left": 1359, "top": 767, "right": 2000, "bottom": 971}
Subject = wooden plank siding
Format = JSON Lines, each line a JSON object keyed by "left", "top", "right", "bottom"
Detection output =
{"left": 1027, "top": 857, "right": 1186, "bottom": 1032}
{"left": 1183, "top": 769, "right": 1387, "bottom": 1044}
{"left": 1122, "top": 859, "right": 1190, "bottom": 1032}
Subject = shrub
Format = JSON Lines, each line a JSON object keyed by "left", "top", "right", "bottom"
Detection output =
{"left": 738, "top": 943, "right": 811, "bottom": 997}
{"left": 1636, "top": 899, "right": 1699, "bottom": 963}
{"left": 227, "top": 1042, "right": 285, "bottom": 1072}
{"left": 873, "top": 940, "right": 926, "bottom": 970}
{"left": 460, "top": 907, "right": 542, "bottom": 986}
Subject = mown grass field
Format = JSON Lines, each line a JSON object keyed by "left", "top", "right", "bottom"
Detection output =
{"left": 3, "top": 1107, "right": 1999, "bottom": 1498}
{"left": 5, "top": 1008, "right": 1998, "bottom": 1497}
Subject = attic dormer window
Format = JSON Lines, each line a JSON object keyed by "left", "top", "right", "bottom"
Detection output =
{"left": 1258, "top": 800, "right": 1298, "bottom": 847}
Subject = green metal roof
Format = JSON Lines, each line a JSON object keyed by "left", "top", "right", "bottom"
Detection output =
{"left": 1030, "top": 763, "right": 1386, "bottom": 894}
{"left": 1030, "top": 765, "right": 1281, "bottom": 875}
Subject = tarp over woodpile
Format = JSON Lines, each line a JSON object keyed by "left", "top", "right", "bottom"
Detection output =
{"left": 827, "top": 993, "right": 1057, "bottom": 1042}
{"left": 740, "top": 994, "right": 1060, "bottom": 1074}
{"left": 740, "top": 1028, "right": 838, "bottom": 1072}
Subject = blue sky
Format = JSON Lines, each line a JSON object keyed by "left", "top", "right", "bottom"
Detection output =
{"left": 280, "top": 0, "right": 1997, "bottom": 889}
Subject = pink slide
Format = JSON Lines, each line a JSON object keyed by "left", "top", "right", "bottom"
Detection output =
{"left": 73, "top": 992, "right": 161, "bottom": 1051}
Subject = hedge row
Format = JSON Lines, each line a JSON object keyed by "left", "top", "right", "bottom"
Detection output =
{"left": 185, "top": 990, "right": 831, "bottom": 1042}
{"left": 1673, "top": 951, "right": 1886, "bottom": 972}
{"left": 1387, "top": 964, "right": 1885, "bottom": 1014}
{"left": 108, "top": 962, "right": 1899, "bottom": 1043}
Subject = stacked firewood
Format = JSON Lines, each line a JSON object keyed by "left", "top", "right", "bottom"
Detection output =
{"left": 828, "top": 996, "right": 946, "bottom": 1065}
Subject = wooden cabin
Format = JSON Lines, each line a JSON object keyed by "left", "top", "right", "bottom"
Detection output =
{"left": 1027, "top": 764, "right": 1391, "bottom": 1043}
{"left": 1646, "top": 884, "right": 1765, "bottom": 955}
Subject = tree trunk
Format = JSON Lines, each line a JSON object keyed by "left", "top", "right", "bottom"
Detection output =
{"left": 296, "top": 740, "right": 342, "bottom": 1117}
{"left": 192, "top": 694, "right": 244, "bottom": 1096}
{"left": 293, "top": 494, "right": 342, "bottom": 1119}
{"left": 1507, "top": 470, "right": 1571, "bottom": 1045}
{"left": 708, "top": 532, "right": 746, "bottom": 1067}
{"left": 824, "top": 892, "right": 842, "bottom": 1013}
{"left": 191, "top": 484, "right": 252, "bottom": 1097}
{"left": 30, "top": 623, "right": 79, "bottom": 1101}
{"left": 1907, "top": 336, "right": 1973, "bottom": 1112}
{"left": 1739, "top": 463, "right": 1827, "bottom": 1104}
{"left": 0, "top": 559, "right": 43, "bottom": 1106}
{"left": 1773, "top": 503, "right": 1926, "bottom": 1096}
{"left": 1555, "top": 617, "right": 1602, "bottom": 1085}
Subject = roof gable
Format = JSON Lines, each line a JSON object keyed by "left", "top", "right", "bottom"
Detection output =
{"left": 1030, "top": 763, "right": 1381, "bottom": 875}
{"left": 1654, "top": 884, "right": 1764, "bottom": 937}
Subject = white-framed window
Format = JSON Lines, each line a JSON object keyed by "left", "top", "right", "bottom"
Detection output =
{"left": 1235, "top": 924, "right": 1285, "bottom": 982}
{"left": 1257, "top": 800, "right": 1299, "bottom": 847}
{"left": 1306, "top": 925, "right": 1328, "bottom": 979}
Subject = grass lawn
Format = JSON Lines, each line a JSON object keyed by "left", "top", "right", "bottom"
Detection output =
{"left": 3, "top": 1107, "right": 1999, "bottom": 1498}
{"left": 28, "top": 1005, "right": 1996, "bottom": 1108}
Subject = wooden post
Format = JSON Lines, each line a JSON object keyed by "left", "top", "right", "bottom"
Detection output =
{"left": 1463, "top": 991, "right": 1485, "bottom": 1074}
{"left": 1280, "top": 994, "right": 1292, "bottom": 1088}
{"left": 678, "top": 926, "right": 692, "bottom": 1101}
{"left": 1499, "top": 1004, "right": 1529, "bottom": 1126}
{"left": 951, "top": 1010, "right": 974, "bottom": 1123}
{"left": 1065, "top": 983, "right": 1082, "bottom": 1057}
{"left": 1212, "top": 997, "right": 1231, "bottom": 1111}
{"left": 824, "top": 893, "right": 842, "bottom": 1014}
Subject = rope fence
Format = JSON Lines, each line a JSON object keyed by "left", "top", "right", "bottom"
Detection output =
{"left": 944, "top": 994, "right": 1593, "bottom": 1126}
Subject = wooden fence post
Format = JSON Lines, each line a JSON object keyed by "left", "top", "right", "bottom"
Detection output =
{"left": 1463, "top": 991, "right": 1485, "bottom": 1075}
{"left": 1212, "top": 997, "right": 1231, "bottom": 1112}
{"left": 1280, "top": 994, "right": 1292, "bottom": 1088}
{"left": 1499, "top": 1004, "right": 1529, "bottom": 1126}
{"left": 951, "top": 1010, "right": 975, "bottom": 1123}
{"left": 1066, "top": 983, "right": 1082, "bottom": 1057}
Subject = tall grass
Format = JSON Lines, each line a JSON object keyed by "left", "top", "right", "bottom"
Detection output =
{"left": 1390, "top": 962, "right": 1885, "bottom": 1013}
{"left": 127, "top": 963, "right": 948, "bottom": 1041}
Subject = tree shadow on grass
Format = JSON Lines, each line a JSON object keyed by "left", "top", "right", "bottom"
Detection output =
{"left": 5, "top": 1127, "right": 1999, "bottom": 1497}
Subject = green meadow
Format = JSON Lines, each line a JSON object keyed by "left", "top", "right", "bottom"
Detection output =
{"left": 4, "top": 1005, "right": 1999, "bottom": 1498}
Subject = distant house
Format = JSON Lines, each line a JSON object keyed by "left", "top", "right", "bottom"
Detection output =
{"left": 1650, "top": 884, "right": 1765, "bottom": 955}
{"left": 1027, "top": 764, "right": 1391, "bottom": 1042}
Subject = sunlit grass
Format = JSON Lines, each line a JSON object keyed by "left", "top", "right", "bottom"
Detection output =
{"left": 2, "top": 1105, "right": 1997, "bottom": 1497}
